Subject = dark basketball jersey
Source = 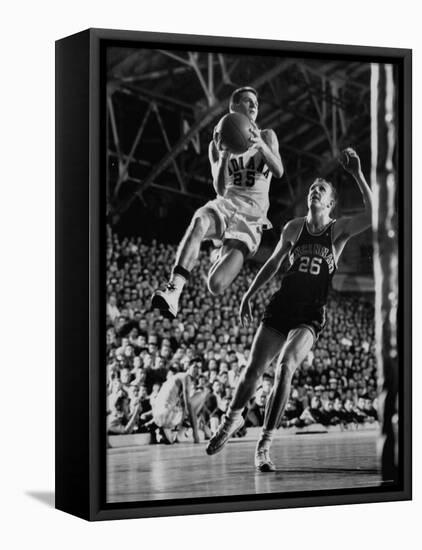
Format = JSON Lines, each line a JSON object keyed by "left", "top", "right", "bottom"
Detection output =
{"left": 276, "top": 218, "right": 337, "bottom": 308}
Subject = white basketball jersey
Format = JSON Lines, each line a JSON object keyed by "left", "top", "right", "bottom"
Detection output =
{"left": 224, "top": 146, "right": 272, "bottom": 220}
{"left": 152, "top": 373, "right": 193, "bottom": 412}
{"left": 153, "top": 376, "right": 182, "bottom": 410}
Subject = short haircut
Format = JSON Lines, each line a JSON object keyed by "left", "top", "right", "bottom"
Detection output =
{"left": 229, "top": 86, "right": 258, "bottom": 109}
{"left": 311, "top": 178, "right": 337, "bottom": 211}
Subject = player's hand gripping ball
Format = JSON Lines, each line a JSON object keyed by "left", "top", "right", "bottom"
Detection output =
{"left": 215, "top": 112, "right": 252, "bottom": 155}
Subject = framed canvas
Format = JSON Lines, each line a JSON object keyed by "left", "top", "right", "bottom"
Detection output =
{"left": 55, "top": 28, "right": 412, "bottom": 521}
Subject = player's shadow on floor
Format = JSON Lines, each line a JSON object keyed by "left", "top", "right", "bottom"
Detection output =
{"left": 26, "top": 491, "right": 55, "bottom": 508}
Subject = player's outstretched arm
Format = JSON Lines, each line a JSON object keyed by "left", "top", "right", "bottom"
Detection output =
{"left": 335, "top": 148, "right": 373, "bottom": 241}
{"left": 239, "top": 221, "right": 295, "bottom": 326}
{"left": 208, "top": 138, "right": 230, "bottom": 196}
{"left": 249, "top": 126, "right": 284, "bottom": 178}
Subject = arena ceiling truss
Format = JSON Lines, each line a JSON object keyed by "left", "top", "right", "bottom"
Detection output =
{"left": 106, "top": 47, "right": 371, "bottom": 224}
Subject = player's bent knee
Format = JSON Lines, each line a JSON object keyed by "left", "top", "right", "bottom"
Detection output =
{"left": 207, "top": 273, "right": 227, "bottom": 296}
{"left": 207, "top": 279, "right": 223, "bottom": 296}
{"left": 279, "top": 358, "right": 297, "bottom": 378}
{"left": 243, "top": 361, "right": 264, "bottom": 382}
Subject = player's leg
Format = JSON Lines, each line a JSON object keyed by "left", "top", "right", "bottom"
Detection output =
{"left": 207, "top": 240, "right": 247, "bottom": 295}
{"left": 162, "top": 428, "right": 177, "bottom": 444}
{"left": 206, "top": 324, "right": 285, "bottom": 455}
{"left": 174, "top": 209, "right": 220, "bottom": 271}
{"left": 161, "top": 405, "right": 185, "bottom": 444}
{"left": 151, "top": 207, "right": 221, "bottom": 317}
{"left": 182, "top": 390, "right": 209, "bottom": 442}
{"left": 207, "top": 212, "right": 261, "bottom": 295}
{"left": 255, "top": 326, "right": 315, "bottom": 472}
{"left": 190, "top": 390, "right": 207, "bottom": 416}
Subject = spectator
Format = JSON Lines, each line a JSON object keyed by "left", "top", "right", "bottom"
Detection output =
{"left": 319, "top": 400, "right": 341, "bottom": 426}
{"left": 106, "top": 231, "right": 378, "bottom": 437}
{"left": 342, "top": 399, "right": 359, "bottom": 426}
{"left": 107, "top": 395, "right": 142, "bottom": 435}
{"left": 280, "top": 399, "right": 302, "bottom": 427}
{"left": 299, "top": 397, "right": 324, "bottom": 426}
{"left": 107, "top": 294, "right": 120, "bottom": 322}
{"left": 144, "top": 357, "right": 167, "bottom": 394}
{"left": 363, "top": 397, "right": 378, "bottom": 422}
{"left": 246, "top": 392, "right": 267, "bottom": 427}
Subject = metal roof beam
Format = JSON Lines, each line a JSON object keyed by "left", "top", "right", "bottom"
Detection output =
{"left": 112, "top": 60, "right": 294, "bottom": 217}
{"left": 301, "top": 60, "right": 369, "bottom": 91}
{"left": 121, "top": 85, "right": 195, "bottom": 112}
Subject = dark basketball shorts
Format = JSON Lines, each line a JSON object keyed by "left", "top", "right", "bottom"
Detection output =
{"left": 262, "top": 298, "right": 326, "bottom": 342}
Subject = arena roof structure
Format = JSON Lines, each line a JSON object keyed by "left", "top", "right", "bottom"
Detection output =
{"left": 107, "top": 48, "right": 371, "bottom": 226}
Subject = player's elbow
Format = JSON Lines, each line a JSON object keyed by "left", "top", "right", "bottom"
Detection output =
{"left": 216, "top": 183, "right": 225, "bottom": 197}
{"left": 212, "top": 176, "right": 224, "bottom": 196}
{"left": 273, "top": 162, "right": 284, "bottom": 179}
{"left": 267, "top": 255, "right": 283, "bottom": 274}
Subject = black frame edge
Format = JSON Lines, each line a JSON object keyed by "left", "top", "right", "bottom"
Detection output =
{"left": 55, "top": 29, "right": 92, "bottom": 521}
{"left": 88, "top": 27, "right": 411, "bottom": 59}
{"left": 89, "top": 28, "right": 103, "bottom": 521}
{"left": 92, "top": 31, "right": 412, "bottom": 521}
{"left": 401, "top": 49, "right": 412, "bottom": 501}
{"left": 92, "top": 490, "right": 410, "bottom": 522}
{"left": 55, "top": 28, "right": 412, "bottom": 521}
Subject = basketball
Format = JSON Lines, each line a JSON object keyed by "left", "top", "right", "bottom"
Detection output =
{"left": 215, "top": 112, "right": 252, "bottom": 155}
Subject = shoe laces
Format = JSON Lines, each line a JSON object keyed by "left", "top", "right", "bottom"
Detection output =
{"left": 256, "top": 447, "right": 273, "bottom": 464}
{"left": 218, "top": 416, "right": 234, "bottom": 435}
{"left": 166, "top": 282, "right": 177, "bottom": 292}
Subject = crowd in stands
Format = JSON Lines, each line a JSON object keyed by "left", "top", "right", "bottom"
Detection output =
{"left": 106, "top": 230, "right": 379, "bottom": 440}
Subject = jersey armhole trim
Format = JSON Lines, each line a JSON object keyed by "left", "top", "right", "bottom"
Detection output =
{"left": 305, "top": 217, "right": 336, "bottom": 237}
{"left": 330, "top": 220, "right": 339, "bottom": 269}
{"left": 289, "top": 218, "right": 306, "bottom": 251}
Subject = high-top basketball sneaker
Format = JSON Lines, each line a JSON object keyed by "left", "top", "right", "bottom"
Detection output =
{"left": 205, "top": 415, "right": 244, "bottom": 455}
{"left": 151, "top": 282, "right": 180, "bottom": 319}
{"left": 254, "top": 444, "right": 276, "bottom": 472}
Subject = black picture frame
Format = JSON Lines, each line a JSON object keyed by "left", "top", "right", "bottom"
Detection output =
{"left": 55, "top": 28, "right": 412, "bottom": 521}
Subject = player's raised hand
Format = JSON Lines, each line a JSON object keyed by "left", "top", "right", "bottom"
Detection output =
{"left": 339, "top": 147, "right": 362, "bottom": 176}
{"left": 239, "top": 293, "right": 253, "bottom": 327}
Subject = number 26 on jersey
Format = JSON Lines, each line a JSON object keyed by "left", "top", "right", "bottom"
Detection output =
{"left": 298, "top": 256, "right": 322, "bottom": 275}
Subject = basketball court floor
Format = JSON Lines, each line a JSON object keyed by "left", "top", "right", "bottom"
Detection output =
{"left": 107, "top": 430, "right": 381, "bottom": 503}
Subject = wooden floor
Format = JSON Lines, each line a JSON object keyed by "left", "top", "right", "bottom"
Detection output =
{"left": 107, "top": 430, "right": 381, "bottom": 503}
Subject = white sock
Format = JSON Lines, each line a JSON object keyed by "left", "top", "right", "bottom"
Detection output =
{"left": 257, "top": 428, "right": 275, "bottom": 449}
{"left": 169, "top": 273, "right": 186, "bottom": 294}
{"left": 226, "top": 408, "right": 242, "bottom": 423}
{"left": 226, "top": 407, "right": 243, "bottom": 422}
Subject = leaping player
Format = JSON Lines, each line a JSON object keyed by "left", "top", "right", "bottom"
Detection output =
{"left": 206, "top": 148, "right": 373, "bottom": 471}
{"left": 152, "top": 87, "right": 283, "bottom": 318}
